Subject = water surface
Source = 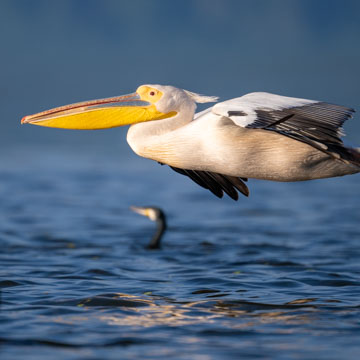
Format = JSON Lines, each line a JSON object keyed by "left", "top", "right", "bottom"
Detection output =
{"left": 1, "top": 147, "right": 360, "bottom": 359}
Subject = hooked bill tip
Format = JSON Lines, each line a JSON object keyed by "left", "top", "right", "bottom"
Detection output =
{"left": 21, "top": 116, "right": 30, "bottom": 124}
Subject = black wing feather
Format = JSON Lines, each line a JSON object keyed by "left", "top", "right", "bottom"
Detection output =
{"left": 246, "top": 102, "right": 356, "bottom": 162}
{"left": 169, "top": 166, "right": 249, "bottom": 200}
{"left": 250, "top": 103, "right": 354, "bottom": 144}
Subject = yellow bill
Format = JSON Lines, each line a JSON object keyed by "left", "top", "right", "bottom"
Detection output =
{"left": 21, "top": 92, "right": 176, "bottom": 130}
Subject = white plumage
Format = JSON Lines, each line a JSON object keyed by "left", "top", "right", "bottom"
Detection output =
{"left": 22, "top": 84, "right": 360, "bottom": 200}
{"left": 211, "top": 92, "right": 318, "bottom": 127}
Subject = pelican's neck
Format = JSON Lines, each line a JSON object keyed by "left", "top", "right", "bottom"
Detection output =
{"left": 126, "top": 102, "right": 195, "bottom": 159}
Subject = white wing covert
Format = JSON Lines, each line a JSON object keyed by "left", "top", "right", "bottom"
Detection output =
{"left": 211, "top": 92, "right": 355, "bottom": 159}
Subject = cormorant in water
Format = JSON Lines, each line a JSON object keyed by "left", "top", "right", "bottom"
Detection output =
{"left": 131, "top": 206, "right": 167, "bottom": 249}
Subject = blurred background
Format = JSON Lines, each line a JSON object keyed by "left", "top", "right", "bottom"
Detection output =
{"left": 1, "top": 0, "right": 360, "bottom": 157}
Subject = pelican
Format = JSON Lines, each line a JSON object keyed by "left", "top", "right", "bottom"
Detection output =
{"left": 131, "top": 206, "right": 167, "bottom": 249}
{"left": 22, "top": 84, "right": 360, "bottom": 200}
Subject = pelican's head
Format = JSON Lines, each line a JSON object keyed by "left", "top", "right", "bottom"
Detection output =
{"left": 21, "top": 84, "right": 218, "bottom": 130}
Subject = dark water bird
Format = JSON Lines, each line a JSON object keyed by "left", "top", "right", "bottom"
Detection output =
{"left": 22, "top": 85, "right": 360, "bottom": 200}
{"left": 131, "top": 206, "right": 167, "bottom": 249}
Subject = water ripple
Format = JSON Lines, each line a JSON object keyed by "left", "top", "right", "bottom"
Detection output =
{"left": 1, "top": 151, "right": 360, "bottom": 359}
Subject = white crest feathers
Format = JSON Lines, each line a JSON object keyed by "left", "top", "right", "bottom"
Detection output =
{"left": 184, "top": 90, "right": 219, "bottom": 104}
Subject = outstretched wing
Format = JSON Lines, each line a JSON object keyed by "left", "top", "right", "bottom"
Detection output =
{"left": 211, "top": 92, "right": 355, "bottom": 160}
{"left": 168, "top": 92, "right": 356, "bottom": 200}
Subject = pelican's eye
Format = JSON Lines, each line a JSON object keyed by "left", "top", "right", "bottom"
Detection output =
{"left": 136, "top": 86, "right": 163, "bottom": 103}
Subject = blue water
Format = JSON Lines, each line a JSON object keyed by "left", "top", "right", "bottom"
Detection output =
{"left": 1, "top": 147, "right": 360, "bottom": 359}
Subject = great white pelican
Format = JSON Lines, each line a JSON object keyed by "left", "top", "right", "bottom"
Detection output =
{"left": 22, "top": 84, "right": 360, "bottom": 200}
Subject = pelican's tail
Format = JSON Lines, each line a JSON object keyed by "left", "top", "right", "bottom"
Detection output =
{"left": 351, "top": 147, "right": 360, "bottom": 166}
{"left": 344, "top": 146, "right": 360, "bottom": 168}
